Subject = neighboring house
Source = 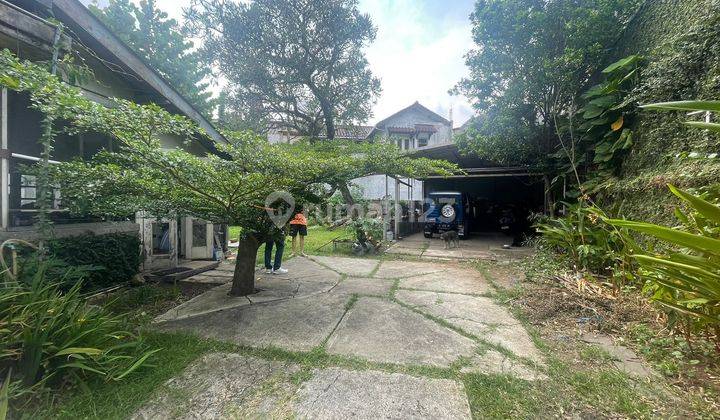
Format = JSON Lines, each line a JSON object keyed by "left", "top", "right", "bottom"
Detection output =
{"left": 265, "top": 101, "right": 454, "bottom": 201}
{"left": 267, "top": 123, "right": 376, "bottom": 144}
{"left": 0, "top": 0, "right": 228, "bottom": 270}
{"left": 356, "top": 102, "right": 454, "bottom": 201}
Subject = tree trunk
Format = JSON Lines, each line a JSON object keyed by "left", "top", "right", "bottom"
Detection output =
{"left": 319, "top": 98, "right": 335, "bottom": 140}
{"left": 338, "top": 182, "right": 355, "bottom": 206}
{"left": 229, "top": 235, "right": 260, "bottom": 296}
{"left": 543, "top": 174, "right": 555, "bottom": 218}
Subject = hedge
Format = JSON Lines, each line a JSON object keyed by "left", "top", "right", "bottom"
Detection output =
{"left": 48, "top": 232, "right": 141, "bottom": 289}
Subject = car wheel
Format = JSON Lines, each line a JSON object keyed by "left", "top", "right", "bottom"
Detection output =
{"left": 424, "top": 232, "right": 433, "bottom": 239}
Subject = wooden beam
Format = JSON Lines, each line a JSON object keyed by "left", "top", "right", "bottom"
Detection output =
{"left": 51, "top": 0, "right": 226, "bottom": 145}
{"left": 0, "top": 0, "right": 72, "bottom": 51}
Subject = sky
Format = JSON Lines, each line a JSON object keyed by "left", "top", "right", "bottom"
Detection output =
{"left": 84, "top": 0, "right": 477, "bottom": 127}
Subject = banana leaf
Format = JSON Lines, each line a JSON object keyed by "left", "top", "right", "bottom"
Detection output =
{"left": 668, "top": 184, "right": 720, "bottom": 224}
{"left": 608, "top": 219, "right": 720, "bottom": 254}
{"left": 685, "top": 121, "right": 720, "bottom": 133}
{"left": 640, "top": 100, "right": 720, "bottom": 112}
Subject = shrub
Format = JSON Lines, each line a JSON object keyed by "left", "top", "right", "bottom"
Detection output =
{"left": 47, "top": 232, "right": 141, "bottom": 289}
{"left": 0, "top": 260, "right": 158, "bottom": 408}
{"left": 609, "top": 185, "right": 720, "bottom": 345}
{"left": 534, "top": 202, "right": 636, "bottom": 284}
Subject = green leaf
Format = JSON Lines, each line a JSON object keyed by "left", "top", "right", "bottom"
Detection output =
{"left": 602, "top": 55, "right": 639, "bottom": 74}
{"left": 583, "top": 105, "right": 604, "bottom": 119}
{"left": 607, "top": 219, "right": 720, "bottom": 254}
{"left": 0, "top": 75, "right": 19, "bottom": 90}
{"left": 0, "top": 371, "right": 9, "bottom": 420}
{"left": 113, "top": 348, "right": 162, "bottom": 380}
{"left": 640, "top": 101, "right": 720, "bottom": 112}
{"left": 685, "top": 121, "right": 720, "bottom": 133}
{"left": 58, "top": 362, "right": 106, "bottom": 376}
{"left": 633, "top": 255, "right": 720, "bottom": 282}
{"left": 668, "top": 184, "right": 720, "bottom": 224}
{"left": 55, "top": 347, "right": 103, "bottom": 357}
{"left": 655, "top": 299, "right": 719, "bottom": 323}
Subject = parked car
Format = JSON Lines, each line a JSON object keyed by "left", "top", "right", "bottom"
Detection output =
{"left": 423, "top": 192, "right": 469, "bottom": 239}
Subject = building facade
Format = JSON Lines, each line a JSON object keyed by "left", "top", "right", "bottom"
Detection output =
{"left": 0, "top": 0, "right": 227, "bottom": 270}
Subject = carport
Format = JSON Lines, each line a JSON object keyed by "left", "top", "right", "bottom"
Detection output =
{"left": 410, "top": 143, "right": 545, "bottom": 237}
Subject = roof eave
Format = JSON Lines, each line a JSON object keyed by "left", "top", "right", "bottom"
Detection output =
{"left": 51, "top": 0, "right": 227, "bottom": 145}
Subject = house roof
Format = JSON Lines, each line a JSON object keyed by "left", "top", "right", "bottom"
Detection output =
{"left": 334, "top": 125, "right": 376, "bottom": 140}
{"left": 20, "top": 0, "right": 227, "bottom": 146}
{"left": 375, "top": 101, "right": 452, "bottom": 128}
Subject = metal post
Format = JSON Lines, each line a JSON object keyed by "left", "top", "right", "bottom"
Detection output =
{"left": 394, "top": 177, "right": 400, "bottom": 239}
{"left": 1, "top": 88, "right": 8, "bottom": 229}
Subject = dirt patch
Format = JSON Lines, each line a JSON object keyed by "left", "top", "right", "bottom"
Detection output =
{"left": 511, "top": 274, "right": 720, "bottom": 405}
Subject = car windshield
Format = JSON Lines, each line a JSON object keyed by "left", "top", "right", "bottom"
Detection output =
{"left": 431, "top": 196, "right": 458, "bottom": 206}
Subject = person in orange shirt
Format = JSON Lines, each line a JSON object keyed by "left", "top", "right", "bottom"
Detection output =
{"left": 289, "top": 210, "right": 308, "bottom": 257}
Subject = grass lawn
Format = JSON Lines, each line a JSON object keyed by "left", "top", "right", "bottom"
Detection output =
{"left": 228, "top": 225, "right": 354, "bottom": 266}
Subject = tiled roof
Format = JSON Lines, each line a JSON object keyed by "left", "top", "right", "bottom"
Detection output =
{"left": 387, "top": 126, "right": 416, "bottom": 134}
{"left": 414, "top": 124, "right": 438, "bottom": 133}
{"left": 334, "top": 125, "right": 376, "bottom": 140}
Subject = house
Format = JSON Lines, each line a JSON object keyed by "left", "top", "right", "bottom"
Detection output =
{"left": 268, "top": 123, "right": 376, "bottom": 144}
{"left": 0, "top": 0, "right": 227, "bottom": 270}
{"left": 353, "top": 101, "right": 454, "bottom": 201}
{"left": 266, "top": 101, "right": 454, "bottom": 201}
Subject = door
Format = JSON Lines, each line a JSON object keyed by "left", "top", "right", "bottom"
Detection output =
{"left": 138, "top": 212, "right": 178, "bottom": 270}
{"left": 183, "top": 217, "right": 214, "bottom": 259}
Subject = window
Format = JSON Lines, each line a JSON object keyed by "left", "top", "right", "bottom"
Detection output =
{"left": 19, "top": 174, "right": 62, "bottom": 209}
{"left": 192, "top": 220, "right": 207, "bottom": 247}
{"left": 417, "top": 133, "right": 430, "bottom": 147}
{"left": 152, "top": 222, "right": 171, "bottom": 254}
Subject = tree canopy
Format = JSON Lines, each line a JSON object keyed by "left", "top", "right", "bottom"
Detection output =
{"left": 453, "top": 0, "right": 641, "bottom": 170}
{"left": 91, "top": 0, "right": 215, "bottom": 117}
{"left": 186, "top": 0, "right": 381, "bottom": 139}
{"left": 0, "top": 49, "right": 456, "bottom": 296}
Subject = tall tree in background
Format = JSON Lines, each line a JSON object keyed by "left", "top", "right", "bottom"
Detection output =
{"left": 186, "top": 0, "right": 381, "bottom": 139}
{"left": 91, "top": 0, "right": 215, "bottom": 117}
{"left": 453, "top": 0, "right": 641, "bottom": 211}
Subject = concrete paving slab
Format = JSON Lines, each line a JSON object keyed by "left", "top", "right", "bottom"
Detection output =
{"left": 581, "top": 333, "right": 655, "bottom": 378}
{"left": 158, "top": 294, "right": 348, "bottom": 351}
{"left": 374, "top": 260, "right": 447, "bottom": 279}
{"left": 395, "top": 290, "right": 543, "bottom": 363}
{"left": 214, "top": 263, "right": 235, "bottom": 271}
{"left": 201, "top": 269, "right": 234, "bottom": 277}
{"left": 310, "top": 255, "right": 380, "bottom": 277}
{"left": 385, "top": 246, "right": 424, "bottom": 256}
{"left": 486, "top": 325, "right": 545, "bottom": 364}
{"left": 398, "top": 270, "right": 491, "bottom": 295}
{"left": 156, "top": 260, "right": 340, "bottom": 323}
{"left": 423, "top": 248, "right": 464, "bottom": 258}
{"left": 268, "top": 256, "right": 342, "bottom": 281}
{"left": 293, "top": 368, "right": 472, "bottom": 419}
{"left": 462, "top": 351, "right": 546, "bottom": 381}
{"left": 326, "top": 297, "right": 476, "bottom": 367}
{"left": 154, "top": 283, "right": 250, "bottom": 323}
{"left": 132, "top": 353, "right": 300, "bottom": 419}
{"left": 329, "top": 277, "right": 394, "bottom": 297}
{"left": 179, "top": 274, "right": 230, "bottom": 285}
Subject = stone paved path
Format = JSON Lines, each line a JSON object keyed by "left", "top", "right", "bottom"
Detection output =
{"left": 144, "top": 255, "right": 543, "bottom": 418}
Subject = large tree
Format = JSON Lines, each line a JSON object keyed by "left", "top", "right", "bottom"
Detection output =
{"left": 0, "top": 51, "right": 455, "bottom": 296}
{"left": 453, "top": 0, "right": 641, "bottom": 208}
{"left": 186, "top": 0, "right": 381, "bottom": 139}
{"left": 91, "top": 0, "right": 215, "bottom": 117}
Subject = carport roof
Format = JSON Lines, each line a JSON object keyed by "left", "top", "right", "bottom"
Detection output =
{"left": 408, "top": 142, "right": 538, "bottom": 179}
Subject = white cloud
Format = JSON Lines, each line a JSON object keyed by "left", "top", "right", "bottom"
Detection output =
{"left": 84, "top": 0, "right": 477, "bottom": 127}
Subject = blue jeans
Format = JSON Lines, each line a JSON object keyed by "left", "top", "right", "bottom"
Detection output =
{"left": 264, "top": 238, "right": 284, "bottom": 270}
